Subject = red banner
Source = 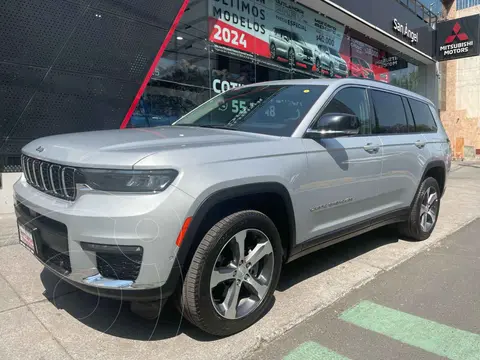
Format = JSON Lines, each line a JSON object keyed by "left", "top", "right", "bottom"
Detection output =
{"left": 208, "top": 17, "right": 270, "bottom": 58}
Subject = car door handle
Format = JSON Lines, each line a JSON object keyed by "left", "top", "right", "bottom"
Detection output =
{"left": 363, "top": 143, "right": 380, "bottom": 153}
{"left": 414, "top": 140, "right": 426, "bottom": 149}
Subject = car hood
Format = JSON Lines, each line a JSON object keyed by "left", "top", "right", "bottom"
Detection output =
{"left": 22, "top": 126, "right": 280, "bottom": 169}
{"left": 332, "top": 55, "right": 346, "bottom": 64}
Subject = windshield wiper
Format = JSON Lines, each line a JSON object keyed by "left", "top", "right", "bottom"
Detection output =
{"left": 197, "top": 124, "right": 238, "bottom": 131}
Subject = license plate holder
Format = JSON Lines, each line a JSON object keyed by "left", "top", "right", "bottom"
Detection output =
{"left": 18, "top": 222, "right": 36, "bottom": 254}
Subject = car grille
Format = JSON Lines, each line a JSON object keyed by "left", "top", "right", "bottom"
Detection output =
{"left": 21, "top": 155, "right": 76, "bottom": 201}
{"left": 339, "top": 63, "right": 347, "bottom": 71}
{"left": 96, "top": 252, "right": 143, "bottom": 281}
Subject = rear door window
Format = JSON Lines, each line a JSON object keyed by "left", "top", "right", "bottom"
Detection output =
{"left": 371, "top": 90, "right": 408, "bottom": 134}
{"left": 408, "top": 98, "right": 438, "bottom": 133}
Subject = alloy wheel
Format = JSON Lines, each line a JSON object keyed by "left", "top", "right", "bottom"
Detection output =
{"left": 270, "top": 44, "right": 276, "bottom": 60}
{"left": 210, "top": 229, "right": 275, "bottom": 320}
{"left": 420, "top": 186, "right": 439, "bottom": 233}
{"left": 288, "top": 49, "right": 295, "bottom": 66}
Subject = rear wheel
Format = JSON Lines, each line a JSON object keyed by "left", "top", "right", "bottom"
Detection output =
{"left": 270, "top": 43, "right": 276, "bottom": 60}
{"left": 179, "top": 210, "right": 282, "bottom": 336}
{"left": 398, "top": 177, "right": 441, "bottom": 241}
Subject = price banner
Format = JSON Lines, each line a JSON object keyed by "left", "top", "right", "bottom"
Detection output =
{"left": 208, "top": 0, "right": 345, "bottom": 71}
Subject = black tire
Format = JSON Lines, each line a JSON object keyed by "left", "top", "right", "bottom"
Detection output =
{"left": 270, "top": 43, "right": 276, "bottom": 60}
{"left": 398, "top": 177, "right": 441, "bottom": 241}
{"left": 179, "top": 210, "right": 283, "bottom": 336}
{"left": 329, "top": 63, "right": 335, "bottom": 78}
{"left": 315, "top": 58, "right": 321, "bottom": 73}
{"left": 288, "top": 48, "right": 295, "bottom": 67}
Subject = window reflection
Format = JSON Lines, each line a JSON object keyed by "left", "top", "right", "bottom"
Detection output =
{"left": 128, "top": 16, "right": 424, "bottom": 128}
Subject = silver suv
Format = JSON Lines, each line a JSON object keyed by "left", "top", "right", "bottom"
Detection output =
{"left": 14, "top": 79, "right": 450, "bottom": 336}
{"left": 269, "top": 27, "right": 314, "bottom": 68}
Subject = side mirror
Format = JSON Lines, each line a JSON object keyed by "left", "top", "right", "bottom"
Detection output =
{"left": 306, "top": 113, "right": 360, "bottom": 138}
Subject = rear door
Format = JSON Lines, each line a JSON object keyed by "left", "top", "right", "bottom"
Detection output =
{"left": 297, "top": 86, "right": 383, "bottom": 243}
{"left": 371, "top": 89, "right": 425, "bottom": 211}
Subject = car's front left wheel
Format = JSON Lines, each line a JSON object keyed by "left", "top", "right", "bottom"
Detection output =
{"left": 179, "top": 210, "right": 283, "bottom": 336}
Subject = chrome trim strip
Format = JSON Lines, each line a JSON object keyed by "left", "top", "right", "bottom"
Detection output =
{"left": 32, "top": 160, "right": 40, "bottom": 187}
{"left": 25, "top": 157, "right": 33, "bottom": 184}
{"left": 50, "top": 165, "right": 60, "bottom": 195}
{"left": 83, "top": 274, "right": 134, "bottom": 289}
{"left": 40, "top": 162, "right": 48, "bottom": 190}
{"left": 61, "top": 167, "right": 69, "bottom": 198}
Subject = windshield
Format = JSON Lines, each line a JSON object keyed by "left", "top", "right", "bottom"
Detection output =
{"left": 172, "top": 85, "right": 327, "bottom": 136}
{"left": 359, "top": 58, "right": 370, "bottom": 69}
{"left": 329, "top": 48, "right": 340, "bottom": 57}
{"left": 291, "top": 32, "right": 306, "bottom": 44}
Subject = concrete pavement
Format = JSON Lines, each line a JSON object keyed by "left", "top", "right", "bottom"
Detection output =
{"left": 249, "top": 217, "right": 480, "bottom": 360}
{"left": 1, "top": 166, "right": 480, "bottom": 360}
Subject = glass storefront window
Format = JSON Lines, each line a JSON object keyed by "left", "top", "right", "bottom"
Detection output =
{"left": 127, "top": 0, "right": 428, "bottom": 128}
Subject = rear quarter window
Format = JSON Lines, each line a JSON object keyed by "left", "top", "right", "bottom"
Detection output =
{"left": 408, "top": 98, "right": 438, "bottom": 133}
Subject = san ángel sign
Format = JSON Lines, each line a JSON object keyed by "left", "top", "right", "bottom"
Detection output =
{"left": 393, "top": 18, "right": 419, "bottom": 44}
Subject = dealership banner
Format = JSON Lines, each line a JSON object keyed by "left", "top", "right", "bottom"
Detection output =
{"left": 436, "top": 14, "right": 480, "bottom": 62}
{"left": 208, "top": 0, "right": 345, "bottom": 68}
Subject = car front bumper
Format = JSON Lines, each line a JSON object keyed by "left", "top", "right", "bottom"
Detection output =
{"left": 13, "top": 176, "right": 194, "bottom": 301}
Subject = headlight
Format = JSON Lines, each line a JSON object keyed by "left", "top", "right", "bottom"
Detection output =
{"left": 76, "top": 169, "right": 178, "bottom": 193}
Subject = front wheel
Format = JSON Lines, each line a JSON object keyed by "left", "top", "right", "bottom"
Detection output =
{"left": 288, "top": 48, "right": 295, "bottom": 67}
{"left": 398, "top": 177, "right": 441, "bottom": 241}
{"left": 315, "top": 58, "right": 321, "bottom": 73}
{"left": 329, "top": 62, "right": 335, "bottom": 78}
{"left": 179, "top": 210, "right": 283, "bottom": 336}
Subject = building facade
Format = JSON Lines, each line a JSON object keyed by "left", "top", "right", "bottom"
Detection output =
{"left": 439, "top": 0, "right": 480, "bottom": 159}
{"left": 0, "top": 0, "right": 439, "bottom": 212}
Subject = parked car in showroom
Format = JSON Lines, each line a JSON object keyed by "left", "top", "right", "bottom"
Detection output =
{"left": 269, "top": 27, "right": 314, "bottom": 69}
{"left": 15, "top": 78, "right": 450, "bottom": 336}
{"left": 349, "top": 56, "right": 375, "bottom": 79}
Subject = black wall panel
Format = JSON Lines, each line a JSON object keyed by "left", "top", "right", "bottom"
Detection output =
{"left": 0, "top": 63, "right": 46, "bottom": 136}
{"left": 0, "top": 0, "right": 185, "bottom": 169}
{"left": 0, "top": 0, "right": 85, "bottom": 67}
{"left": 92, "top": 0, "right": 182, "bottom": 28}
{"left": 8, "top": 71, "right": 140, "bottom": 140}
{"left": 53, "top": 9, "right": 168, "bottom": 82}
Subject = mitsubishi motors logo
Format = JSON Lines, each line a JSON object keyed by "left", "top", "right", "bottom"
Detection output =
{"left": 436, "top": 14, "right": 480, "bottom": 61}
{"left": 445, "top": 22, "right": 469, "bottom": 44}
{"left": 439, "top": 21, "right": 474, "bottom": 58}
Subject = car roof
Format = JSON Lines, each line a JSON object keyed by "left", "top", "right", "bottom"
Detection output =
{"left": 241, "top": 78, "right": 434, "bottom": 107}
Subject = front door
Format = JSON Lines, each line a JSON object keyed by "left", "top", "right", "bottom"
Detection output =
{"left": 296, "top": 87, "right": 383, "bottom": 244}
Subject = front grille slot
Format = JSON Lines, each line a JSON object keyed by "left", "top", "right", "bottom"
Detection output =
{"left": 97, "top": 252, "right": 143, "bottom": 281}
{"left": 22, "top": 154, "right": 77, "bottom": 201}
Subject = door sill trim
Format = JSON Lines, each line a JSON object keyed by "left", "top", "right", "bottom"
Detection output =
{"left": 287, "top": 208, "right": 409, "bottom": 263}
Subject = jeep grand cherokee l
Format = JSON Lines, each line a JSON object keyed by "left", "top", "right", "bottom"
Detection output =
{"left": 14, "top": 78, "right": 450, "bottom": 336}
